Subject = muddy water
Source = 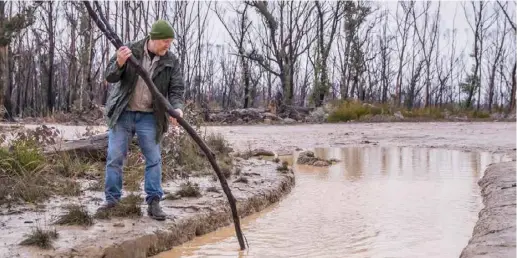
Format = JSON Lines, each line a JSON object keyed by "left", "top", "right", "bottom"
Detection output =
{"left": 154, "top": 146, "right": 510, "bottom": 258}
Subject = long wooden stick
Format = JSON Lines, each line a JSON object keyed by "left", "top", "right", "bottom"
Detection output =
{"left": 83, "top": 1, "right": 247, "bottom": 250}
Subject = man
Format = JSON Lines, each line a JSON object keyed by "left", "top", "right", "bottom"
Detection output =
{"left": 100, "top": 20, "right": 185, "bottom": 221}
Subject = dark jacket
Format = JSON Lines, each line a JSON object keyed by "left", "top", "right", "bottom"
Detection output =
{"left": 104, "top": 36, "right": 185, "bottom": 142}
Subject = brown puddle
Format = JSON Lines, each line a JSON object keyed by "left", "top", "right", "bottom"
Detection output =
{"left": 153, "top": 146, "right": 510, "bottom": 258}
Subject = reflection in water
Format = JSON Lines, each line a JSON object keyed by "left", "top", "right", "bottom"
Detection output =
{"left": 154, "top": 147, "right": 510, "bottom": 258}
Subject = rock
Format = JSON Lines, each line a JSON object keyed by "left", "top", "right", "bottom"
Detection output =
{"left": 306, "top": 107, "right": 327, "bottom": 123}
{"left": 296, "top": 151, "right": 331, "bottom": 166}
{"left": 394, "top": 111, "right": 404, "bottom": 119}
{"left": 113, "top": 223, "right": 125, "bottom": 227}
{"left": 313, "top": 160, "right": 330, "bottom": 167}
{"left": 207, "top": 107, "right": 311, "bottom": 124}
{"left": 283, "top": 118, "right": 296, "bottom": 124}
{"left": 455, "top": 115, "right": 469, "bottom": 121}
{"left": 251, "top": 148, "right": 276, "bottom": 157}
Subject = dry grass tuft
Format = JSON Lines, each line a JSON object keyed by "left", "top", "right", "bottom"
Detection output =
{"left": 94, "top": 194, "right": 143, "bottom": 219}
{"left": 276, "top": 161, "right": 290, "bottom": 173}
{"left": 175, "top": 181, "right": 201, "bottom": 198}
{"left": 19, "top": 227, "right": 59, "bottom": 249}
{"left": 54, "top": 205, "right": 93, "bottom": 226}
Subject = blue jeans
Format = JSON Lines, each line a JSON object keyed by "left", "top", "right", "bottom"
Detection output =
{"left": 104, "top": 111, "right": 163, "bottom": 205}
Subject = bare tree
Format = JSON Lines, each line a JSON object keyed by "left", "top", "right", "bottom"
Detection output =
{"left": 393, "top": 1, "right": 415, "bottom": 106}
{"left": 245, "top": 1, "right": 316, "bottom": 114}
{"left": 487, "top": 7, "right": 508, "bottom": 111}
{"left": 213, "top": 2, "right": 254, "bottom": 108}
{"left": 378, "top": 8, "right": 394, "bottom": 103}
{"left": 0, "top": 1, "right": 39, "bottom": 119}
{"left": 496, "top": 0, "right": 516, "bottom": 112}
{"left": 412, "top": 1, "right": 440, "bottom": 107}
{"left": 311, "top": 1, "right": 343, "bottom": 107}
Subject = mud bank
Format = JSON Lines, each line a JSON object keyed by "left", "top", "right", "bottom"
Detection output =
{"left": 1, "top": 159, "right": 295, "bottom": 258}
{"left": 460, "top": 161, "right": 516, "bottom": 258}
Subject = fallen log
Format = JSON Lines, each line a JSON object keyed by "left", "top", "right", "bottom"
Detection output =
{"left": 43, "top": 133, "right": 110, "bottom": 161}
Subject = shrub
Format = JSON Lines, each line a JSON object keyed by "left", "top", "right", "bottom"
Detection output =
{"left": 327, "top": 100, "right": 376, "bottom": 122}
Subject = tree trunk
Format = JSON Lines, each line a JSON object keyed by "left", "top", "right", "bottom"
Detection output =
{"left": 47, "top": 1, "right": 54, "bottom": 115}
{"left": 241, "top": 54, "right": 251, "bottom": 108}
{"left": 510, "top": 62, "right": 516, "bottom": 112}
{"left": 0, "top": 1, "right": 5, "bottom": 119}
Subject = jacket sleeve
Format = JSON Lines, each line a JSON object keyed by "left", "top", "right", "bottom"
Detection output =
{"left": 105, "top": 52, "right": 126, "bottom": 83}
{"left": 168, "top": 60, "right": 185, "bottom": 110}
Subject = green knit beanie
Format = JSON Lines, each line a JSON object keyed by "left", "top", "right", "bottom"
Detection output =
{"left": 149, "top": 20, "right": 174, "bottom": 40}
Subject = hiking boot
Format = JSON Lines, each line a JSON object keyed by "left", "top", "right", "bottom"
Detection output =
{"left": 147, "top": 197, "right": 166, "bottom": 221}
{"left": 97, "top": 202, "right": 117, "bottom": 211}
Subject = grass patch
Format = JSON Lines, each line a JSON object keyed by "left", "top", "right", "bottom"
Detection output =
{"left": 0, "top": 126, "right": 103, "bottom": 205}
{"left": 325, "top": 100, "right": 504, "bottom": 122}
{"left": 219, "top": 156, "right": 233, "bottom": 178}
{"left": 175, "top": 181, "right": 201, "bottom": 198}
{"left": 94, "top": 194, "right": 143, "bottom": 219}
{"left": 276, "top": 161, "right": 290, "bottom": 173}
{"left": 166, "top": 131, "right": 234, "bottom": 179}
{"left": 401, "top": 107, "right": 445, "bottom": 119}
{"left": 53, "top": 178, "right": 82, "bottom": 196}
{"left": 469, "top": 110, "right": 490, "bottom": 119}
{"left": 0, "top": 139, "right": 50, "bottom": 204}
{"left": 87, "top": 179, "right": 104, "bottom": 191}
{"left": 327, "top": 100, "right": 382, "bottom": 122}
{"left": 175, "top": 136, "right": 208, "bottom": 172}
{"left": 19, "top": 227, "right": 59, "bottom": 249}
{"left": 54, "top": 205, "right": 93, "bottom": 226}
{"left": 206, "top": 133, "right": 232, "bottom": 155}
{"left": 49, "top": 151, "right": 93, "bottom": 178}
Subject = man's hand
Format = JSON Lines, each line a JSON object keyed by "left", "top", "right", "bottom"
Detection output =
{"left": 169, "top": 109, "right": 183, "bottom": 135}
{"left": 116, "top": 46, "right": 132, "bottom": 67}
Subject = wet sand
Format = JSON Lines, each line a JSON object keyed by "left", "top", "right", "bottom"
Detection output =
{"left": 206, "top": 122, "right": 516, "bottom": 158}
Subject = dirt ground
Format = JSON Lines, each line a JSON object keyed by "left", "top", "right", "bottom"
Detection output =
{"left": 205, "top": 122, "right": 516, "bottom": 158}
{"left": 0, "top": 158, "right": 295, "bottom": 258}
{"left": 0, "top": 121, "right": 514, "bottom": 257}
